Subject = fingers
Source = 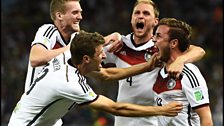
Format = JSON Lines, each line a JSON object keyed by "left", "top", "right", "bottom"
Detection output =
{"left": 167, "top": 60, "right": 184, "bottom": 79}
{"left": 108, "top": 41, "right": 123, "bottom": 53}
{"left": 168, "top": 71, "right": 183, "bottom": 80}
{"left": 165, "top": 102, "right": 183, "bottom": 117}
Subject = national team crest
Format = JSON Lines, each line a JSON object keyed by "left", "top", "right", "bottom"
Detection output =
{"left": 145, "top": 46, "right": 159, "bottom": 61}
{"left": 144, "top": 52, "right": 151, "bottom": 61}
{"left": 167, "top": 78, "right": 176, "bottom": 89}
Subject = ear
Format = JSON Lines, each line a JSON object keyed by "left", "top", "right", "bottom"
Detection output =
{"left": 55, "top": 12, "right": 63, "bottom": 20}
{"left": 170, "top": 39, "right": 178, "bottom": 49}
{"left": 82, "top": 55, "right": 90, "bottom": 64}
{"left": 154, "top": 18, "right": 159, "bottom": 26}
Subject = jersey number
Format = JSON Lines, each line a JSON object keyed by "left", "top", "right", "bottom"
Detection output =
{"left": 126, "top": 77, "right": 133, "bottom": 86}
{"left": 26, "top": 68, "right": 49, "bottom": 95}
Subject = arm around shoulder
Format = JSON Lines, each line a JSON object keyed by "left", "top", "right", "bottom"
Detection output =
{"left": 167, "top": 45, "right": 206, "bottom": 79}
{"left": 181, "top": 44, "right": 206, "bottom": 63}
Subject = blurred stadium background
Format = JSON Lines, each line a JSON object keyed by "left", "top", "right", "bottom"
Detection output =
{"left": 1, "top": 0, "right": 223, "bottom": 126}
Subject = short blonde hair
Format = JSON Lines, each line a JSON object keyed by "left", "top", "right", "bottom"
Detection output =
{"left": 134, "top": 0, "right": 159, "bottom": 18}
{"left": 50, "top": 0, "right": 80, "bottom": 21}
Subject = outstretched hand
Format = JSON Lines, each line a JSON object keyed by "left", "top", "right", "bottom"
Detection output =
{"left": 162, "top": 101, "right": 183, "bottom": 117}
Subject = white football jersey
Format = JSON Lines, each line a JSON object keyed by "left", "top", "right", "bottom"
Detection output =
{"left": 24, "top": 24, "right": 77, "bottom": 92}
{"left": 103, "top": 33, "right": 160, "bottom": 126}
{"left": 8, "top": 51, "right": 98, "bottom": 126}
{"left": 153, "top": 63, "right": 210, "bottom": 126}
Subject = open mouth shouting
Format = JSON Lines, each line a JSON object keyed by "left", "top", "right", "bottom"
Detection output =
{"left": 136, "top": 22, "right": 144, "bottom": 29}
{"left": 135, "top": 21, "right": 145, "bottom": 34}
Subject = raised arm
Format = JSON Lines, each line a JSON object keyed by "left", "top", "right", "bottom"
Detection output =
{"left": 104, "top": 32, "right": 123, "bottom": 53}
{"left": 88, "top": 95, "right": 183, "bottom": 117}
{"left": 86, "top": 53, "right": 158, "bottom": 81}
{"left": 167, "top": 45, "right": 206, "bottom": 78}
{"left": 30, "top": 44, "right": 70, "bottom": 67}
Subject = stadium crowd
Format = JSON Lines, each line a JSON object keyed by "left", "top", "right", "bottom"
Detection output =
{"left": 1, "top": 0, "right": 223, "bottom": 125}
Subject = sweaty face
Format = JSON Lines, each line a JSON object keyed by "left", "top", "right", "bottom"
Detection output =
{"left": 153, "top": 25, "right": 171, "bottom": 62}
{"left": 131, "top": 3, "right": 158, "bottom": 39}
{"left": 61, "top": 1, "right": 82, "bottom": 32}
{"left": 89, "top": 45, "right": 106, "bottom": 71}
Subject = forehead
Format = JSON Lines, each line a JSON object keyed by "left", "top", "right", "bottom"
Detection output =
{"left": 156, "top": 25, "right": 170, "bottom": 34}
{"left": 94, "top": 45, "right": 103, "bottom": 54}
{"left": 134, "top": 3, "right": 154, "bottom": 12}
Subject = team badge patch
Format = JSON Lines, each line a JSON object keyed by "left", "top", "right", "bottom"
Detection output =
{"left": 194, "top": 90, "right": 204, "bottom": 101}
{"left": 89, "top": 91, "right": 95, "bottom": 97}
{"left": 167, "top": 78, "right": 176, "bottom": 89}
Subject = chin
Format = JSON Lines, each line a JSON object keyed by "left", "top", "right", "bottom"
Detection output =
{"left": 72, "top": 26, "right": 80, "bottom": 32}
{"left": 134, "top": 32, "right": 143, "bottom": 38}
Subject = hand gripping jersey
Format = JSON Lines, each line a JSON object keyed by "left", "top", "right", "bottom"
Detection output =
{"left": 103, "top": 33, "right": 160, "bottom": 126}
{"left": 8, "top": 51, "right": 98, "bottom": 126}
{"left": 24, "top": 24, "right": 77, "bottom": 92}
{"left": 153, "top": 64, "right": 210, "bottom": 126}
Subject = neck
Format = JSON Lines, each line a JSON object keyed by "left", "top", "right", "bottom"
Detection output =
{"left": 69, "top": 59, "right": 87, "bottom": 75}
{"left": 75, "top": 65, "right": 84, "bottom": 76}
{"left": 133, "top": 32, "right": 153, "bottom": 45}
{"left": 166, "top": 50, "right": 183, "bottom": 65}
{"left": 54, "top": 21, "right": 72, "bottom": 42}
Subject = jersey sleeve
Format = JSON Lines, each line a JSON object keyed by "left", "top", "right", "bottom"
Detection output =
{"left": 32, "top": 24, "right": 57, "bottom": 49}
{"left": 57, "top": 76, "right": 98, "bottom": 105}
{"left": 181, "top": 64, "right": 210, "bottom": 108}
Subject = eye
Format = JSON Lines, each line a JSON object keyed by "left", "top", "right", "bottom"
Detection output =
{"left": 143, "top": 11, "right": 150, "bottom": 16}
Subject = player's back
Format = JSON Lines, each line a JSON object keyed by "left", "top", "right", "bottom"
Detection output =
{"left": 8, "top": 51, "right": 97, "bottom": 125}
{"left": 9, "top": 51, "right": 70, "bottom": 125}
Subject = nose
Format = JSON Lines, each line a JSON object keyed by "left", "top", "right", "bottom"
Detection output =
{"left": 137, "top": 13, "right": 144, "bottom": 19}
{"left": 152, "top": 36, "right": 156, "bottom": 43}
{"left": 77, "top": 12, "right": 82, "bottom": 20}
{"left": 102, "top": 51, "right": 107, "bottom": 59}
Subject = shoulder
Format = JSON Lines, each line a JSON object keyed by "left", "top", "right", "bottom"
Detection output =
{"left": 182, "top": 63, "right": 205, "bottom": 87}
{"left": 35, "top": 24, "right": 59, "bottom": 39}
{"left": 38, "top": 24, "right": 56, "bottom": 30}
{"left": 183, "top": 63, "right": 200, "bottom": 74}
{"left": 121, "top": 33, "right": 133, "bottom": 41}
{"left": 37, "top": 24, "right": 58, "bottom": 34}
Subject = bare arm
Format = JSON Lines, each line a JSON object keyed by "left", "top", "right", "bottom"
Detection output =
{"left": 167, "top": 45, "right": 206, "bottom": 78}
{"left": 194, "top": 105, "right": 213, "bottom": 126}
{"left": 86, "top": 53, "right": 158, "bottom": 81}
{"left": 88, "top": 95, "right": 182, "bottom": 117}
{"left": 30, "top": 44, "right": 70, "bottom": 67}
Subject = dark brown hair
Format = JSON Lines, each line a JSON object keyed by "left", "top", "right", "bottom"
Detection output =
{"left": 70, "top": 30, "right": 105, "bottom": 65}
{"left": 159, "top": 18, "right": 192, "bottom": 52}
